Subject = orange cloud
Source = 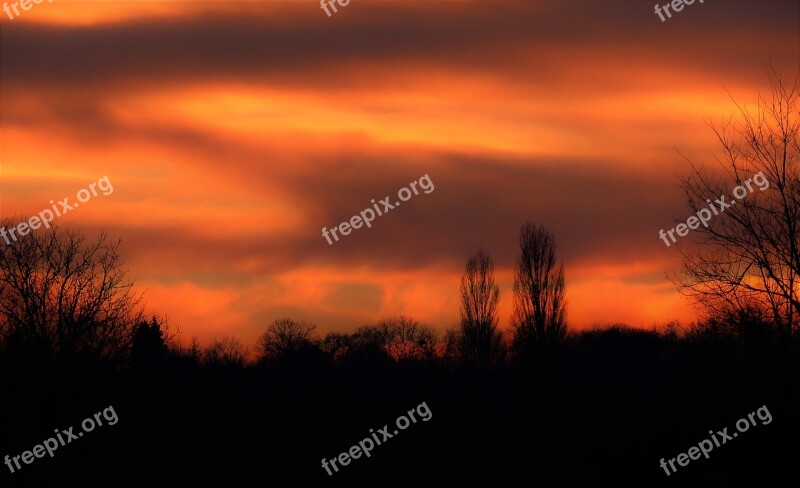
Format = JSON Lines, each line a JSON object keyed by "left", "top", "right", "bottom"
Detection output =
{"left": 1, "top": 0, "right": 794, "bottom": 344}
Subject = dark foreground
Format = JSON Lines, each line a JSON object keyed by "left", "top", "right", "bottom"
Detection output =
{"left": 1, "top": 326, "right": 798, "bottom": 487}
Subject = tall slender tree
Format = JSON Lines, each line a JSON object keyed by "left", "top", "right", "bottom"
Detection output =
{"left": 459, "top": 249, "right": 502, "bottom": 367}
{"left": 511, "top": 222, "right": 567, "bottom": 357}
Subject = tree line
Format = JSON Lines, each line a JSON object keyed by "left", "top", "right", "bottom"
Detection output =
{"left": 0, "top": 215, "right": 571, "bottom": 370}
{"left": 1, "top": 68, "right": 799, "bottom": 371}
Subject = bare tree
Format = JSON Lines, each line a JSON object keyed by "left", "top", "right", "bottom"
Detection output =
{"left": 442, "top": 326, "right": 461, "bottom": 363}
{"left": 203, "top": 336, "right": 249, "bottom": 367}
{"left": 511, "top": 222, "right": 567, "bottom": 355}
{"left": 459, "top": 249, "right": 502, "bottom": 367}
{"left": 256, "top": 318, "right": 318, "bottom": 361}
{"left": 380, "top": 316, "right": 437, "bottom": 361}
{"left": 321, "top": 332, "right": 350, "bottom": 362}
{"left": 353, "top": 316, "right": 438, "bottom": 362}
{"left": 0, "top": 223, "right": 144, "bottom": 362}
{"left": 673, "top": 67, "right": 800, "bottom": 340}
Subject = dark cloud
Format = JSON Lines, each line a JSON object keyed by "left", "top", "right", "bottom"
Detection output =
{"left": 78, "top": 148, "right": 684, "bottom": 282}
{"left": 1, "top": 0, "right": 793, "bottom": 334}
{"left": 1, "top": 1, "right": 795, "bottom": 93}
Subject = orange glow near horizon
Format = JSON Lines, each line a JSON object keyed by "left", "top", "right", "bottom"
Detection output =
{"left": 1, "top": 0, "right": 795, "bottom": 346}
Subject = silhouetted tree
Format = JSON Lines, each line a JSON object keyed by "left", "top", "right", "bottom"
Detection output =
{"left": 459, "top": 249, "right": 503, "bottom": 367}
{"left": 321, "top": 331, "right": 350, "bottom": 362}
{"left": 0, "top": 224, "right": 144, "bottom": 363}
{"left": 443, "top": 326, "right": 461, "bottom": 364}
{"left": 203, "top": 336, "right": 248, "bottom": 367}
{"left": 361, "top": 316, "right": 438, "bottom": 362}
{"left": 166, "top": 336, "right": 203, "bottom": 371}
{"left": 130, "top": 316, "right": 171, "bottom": 370}
{"left": 256, "top": 318, "right": 319, "bottom": 362}
{"left": 340, "top": 325, "right": 394, "bottom": 370}
{"left": 511, "top": 222, "right": 567, "bottom": 357}
{"left": 673, "top": 67, "right": 800, "bottom": 341}
{"left": 688, "top": 303, "right": 775, "bottom": 345}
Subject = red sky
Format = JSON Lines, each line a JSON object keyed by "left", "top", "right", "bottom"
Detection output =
{"left": 1, "top": 0, "right": 798, "bottom": 345}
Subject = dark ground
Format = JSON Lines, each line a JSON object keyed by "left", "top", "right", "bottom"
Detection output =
{"left": 1, "top": 326, "right": 798, "bottom": 487}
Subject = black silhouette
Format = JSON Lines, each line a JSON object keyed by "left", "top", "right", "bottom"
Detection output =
{"left": 457, "top": 249, "right": 503, "bottom": 368}
{"left": 511, "top": 222, "right": 568, "bottom": 358}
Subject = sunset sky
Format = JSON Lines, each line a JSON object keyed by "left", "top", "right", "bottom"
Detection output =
{"left": 1, "top": 0, "right": 798, "bottom": 345}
